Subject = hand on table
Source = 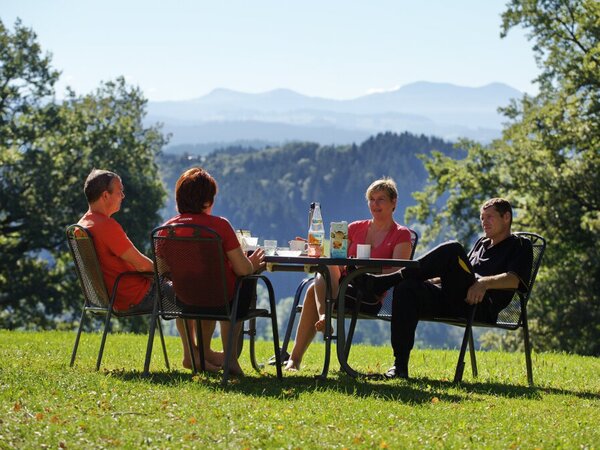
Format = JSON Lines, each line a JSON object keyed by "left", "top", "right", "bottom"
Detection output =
{"left": 249, "top": 247, "right": 266, "bottom": 273}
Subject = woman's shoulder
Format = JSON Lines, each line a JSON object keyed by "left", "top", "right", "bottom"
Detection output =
{"left": 163, "top": 213, "right": 231, "bottom": 227}
{"left": 161, "top": 214, "right": 236, "bottom": 239}
{"left": 349, "top": 219, "right": 370, "bottom": 229}
{"left": 208, "top": 214, "right": 234, "bottom": 228}
{"left": 391, "top": 222, "right": 412, "bottom": 240}
{"left": 392, "top": 222, "right": 411, "bottom": 232}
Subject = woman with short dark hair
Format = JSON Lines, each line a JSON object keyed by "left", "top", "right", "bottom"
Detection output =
{"left": 162, "top": 167, "right": 265, "bottom": 375}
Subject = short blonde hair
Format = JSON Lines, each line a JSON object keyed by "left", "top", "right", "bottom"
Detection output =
{"left": 365, "top": 177, "right": 398, "bottom": 209}
{"left": 365, "top": 177, "right": 398, "bottom": 203}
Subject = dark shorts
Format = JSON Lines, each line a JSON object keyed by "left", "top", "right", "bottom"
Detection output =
{"left": 125, "top": 280, "right": 158, "bottom": 314}
{"left": 340, "top": 284, "right": 383, "bottom": 315}
{"left": 175, "top": 278, "right": 256, "bottom": 319}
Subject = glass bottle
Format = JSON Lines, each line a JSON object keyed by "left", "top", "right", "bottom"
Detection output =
{"left": 307, "top": 202, "right": 324, "bottom": 257}
{"left": 308, "top": 202, "right": 316, "bottom": 230}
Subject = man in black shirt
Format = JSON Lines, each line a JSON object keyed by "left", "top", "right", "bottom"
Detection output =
{"left": 358, "top": 198, "right": 533, "bottom": 379}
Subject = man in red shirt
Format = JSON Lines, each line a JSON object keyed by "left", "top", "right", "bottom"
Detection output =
{"left": 78, "top": 169, "right": 155, "bottom": 313}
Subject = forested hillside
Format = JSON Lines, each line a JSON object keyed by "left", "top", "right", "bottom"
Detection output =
{"left": 158, "top": 132, "right": 460, "bottom": 243}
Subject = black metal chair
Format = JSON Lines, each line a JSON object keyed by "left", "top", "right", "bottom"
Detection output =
{"left": 278, "top": 229, "right": 419, "bottom": 363}
{"left": 144, "top": 223, "right": 282, "bottom": 385}
{"left": 423, "top": 232, "right": 546, "bottom": 385}
{"left": 349, "top": 231, "right": 545, "bottom": 385}
{"left": 66, "top": 224, "right": 169, "bottom": 371}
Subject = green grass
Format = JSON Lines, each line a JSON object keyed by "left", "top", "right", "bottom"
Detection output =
{"left": 1, "top": 330, "right": 599, "bottom": 449}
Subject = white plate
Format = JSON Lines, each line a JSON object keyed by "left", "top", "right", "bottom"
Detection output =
{"left": 276, "top": 249, "right": 302, "bottom": 257}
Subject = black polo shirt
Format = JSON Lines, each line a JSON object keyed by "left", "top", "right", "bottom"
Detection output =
{"left": 469, "top": 234, "right": 533, "bottom": 315}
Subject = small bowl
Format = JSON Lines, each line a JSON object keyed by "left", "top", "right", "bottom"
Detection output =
{"left": 276, "top": 249, "right": 302, "bottom": 257}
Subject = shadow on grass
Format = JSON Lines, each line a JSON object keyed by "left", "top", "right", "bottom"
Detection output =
{"left": 109, "top": 369, "right": 454, "bottom": 404}
{"left": 106, "top": 365, "right": 600, "bottom": 404}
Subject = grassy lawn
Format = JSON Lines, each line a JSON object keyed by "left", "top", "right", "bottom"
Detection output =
{"left": 1, "top": 329, "right": 598, "bottom": 449}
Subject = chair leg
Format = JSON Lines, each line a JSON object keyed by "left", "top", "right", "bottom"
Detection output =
{"left": 278, "top": 278, "right": 310, "bottom": 363}
{"left": 248, "top": 318, "right": 261, "bottom": 372}
{"left": 279, "top": 309, "right": 297, "bottom": 363}
{"left": 70, "top": 308, "right": 87, "bottom": 367}
{"left": 259, "top": 274, "right": 282, "bottom": 379}
{"left": 344, "top": 303, "right": 361, "bottom": 361}
{"left": 196, "top": 319, "right": 206, "bottom": 372}
{"left": 468, "top": 330, "right": 478, "bottom": 378}
{"left": 143, "top": 314, "right": 158, "bottom": 376}
{"left": 454, "top": 306, "right": 476, "bottom": 383}
{"left": 270, "top": 310, "right": 283, "bottom": 380}
{"left": 183, "top": 320, "right": 197, "bottom": 373}
{"left": 222, "top": 319, "right": 237, "bottom": 386}
{"left": 96, "top": 310, "right": 114, "bottom": 371}
{"left": 156, "top": 318, "right": 170, "bottom": 370}
{"left": 238, "top": 324, "right": 245, "bottom": 359}
{"left": 523, "top": 314, "right": 534, "bottom": 386}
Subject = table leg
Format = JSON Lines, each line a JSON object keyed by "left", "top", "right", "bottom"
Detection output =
{"left": 317, "top": 266, "right": 333, "bottom": 380}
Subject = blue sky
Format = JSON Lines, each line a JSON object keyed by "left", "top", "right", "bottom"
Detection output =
{"left": 1, "top": 0, "right": 539, "bottom": 101}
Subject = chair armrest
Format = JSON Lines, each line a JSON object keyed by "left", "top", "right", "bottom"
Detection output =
{"left": 114, "top": 271, "right": 154, "bottom": 283}
{"left": 233, "top": 274, "right": 277, "bottom": 312}
{"left": 108, "top": 271, "right": 155, "bottom": 310}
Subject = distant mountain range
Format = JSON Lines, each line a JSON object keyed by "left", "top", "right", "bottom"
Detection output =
{"left": 147, "top": 82, "right": 522, "bottom": 150}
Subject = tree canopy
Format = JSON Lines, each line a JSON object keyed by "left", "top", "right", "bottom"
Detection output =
{"left": 0, "top": 19, "right": 167, "bottom": 329}
{"left": 407, "top": 0, "right": 600, "bottom": 355}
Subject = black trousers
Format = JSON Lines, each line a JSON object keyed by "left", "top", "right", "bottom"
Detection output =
{"left": 391, "top": 241, "right": 494, "bottom": 367}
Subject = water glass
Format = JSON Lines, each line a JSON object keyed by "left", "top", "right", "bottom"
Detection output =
{"left": 264, "top": 239, "right": 277, "bottom": 256}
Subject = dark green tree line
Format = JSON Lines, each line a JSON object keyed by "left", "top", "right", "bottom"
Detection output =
{"left": 407, "top": 0, "right": 600, "bottom": 355}
{"left": 0, "top": 19, "right": 167, "bottom": 329}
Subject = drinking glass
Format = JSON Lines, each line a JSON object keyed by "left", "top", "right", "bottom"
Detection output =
{"left": 264, "top": 239, "right": 277, "bottom": 256}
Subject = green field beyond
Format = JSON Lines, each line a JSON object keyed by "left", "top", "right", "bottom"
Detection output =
{"left": 1, "top": 330, "right": 598, "bottom": 449}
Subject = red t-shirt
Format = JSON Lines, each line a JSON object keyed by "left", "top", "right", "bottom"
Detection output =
{"left": 161, "top": 213, "right": 241, "bottom": 300}
{"left": 347, "top": 219, "right": 412, "bottom": 258}
{"left": 78, "top": 211, "right": 151, "bottom": 311}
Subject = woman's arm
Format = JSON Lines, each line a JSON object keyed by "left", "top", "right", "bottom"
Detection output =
{"left": 381, "top": 241, "right": 412, "bottom": 274}
{"left": 226, "top": 247, "right": 265, "bottom": 276}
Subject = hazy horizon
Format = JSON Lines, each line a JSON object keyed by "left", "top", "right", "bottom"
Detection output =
{"left": 150, "top": 80, "right": 522, "bottom": 103}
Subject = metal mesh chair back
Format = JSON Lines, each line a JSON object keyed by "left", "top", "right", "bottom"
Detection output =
{"left": 409, "top": 229, "right": 418, "bottom": 259}
{"left": 151, "top": 224, "right": 231, "bottom": 316}
{"left": 494, "top": 232, "right": 546, "bottom": 327}
{"left": 66, "top": 224, "right": 110, "bottom": 308}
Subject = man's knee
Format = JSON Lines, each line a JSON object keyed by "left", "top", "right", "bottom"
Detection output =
{"left": 432, "top": 240, "right": 468, "bottom": 260}
{"left": 442, "top": 240, "right": 463, "bottom": 252}
{"left": 392, "top": 279, "right": 422, "bottom": 310}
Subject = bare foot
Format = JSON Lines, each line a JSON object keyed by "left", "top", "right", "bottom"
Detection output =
{"left": 226, "top": 361, "right": 245, "bottom": 377}
{"left": 206, "top": 350, "right": 225, "bottom": 367}
{"left": 182, "top": 357, "right": 221, "bottom": 373}
{"left": 315, "top": 314, "right": 329, "bottom": 332}
{"left": 284, "top": 360, "right": 300, "bottom": 371}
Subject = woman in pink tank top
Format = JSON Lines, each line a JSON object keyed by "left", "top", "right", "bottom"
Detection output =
{"left": 285, "top": 178, "right": 413, "bottom": 371}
